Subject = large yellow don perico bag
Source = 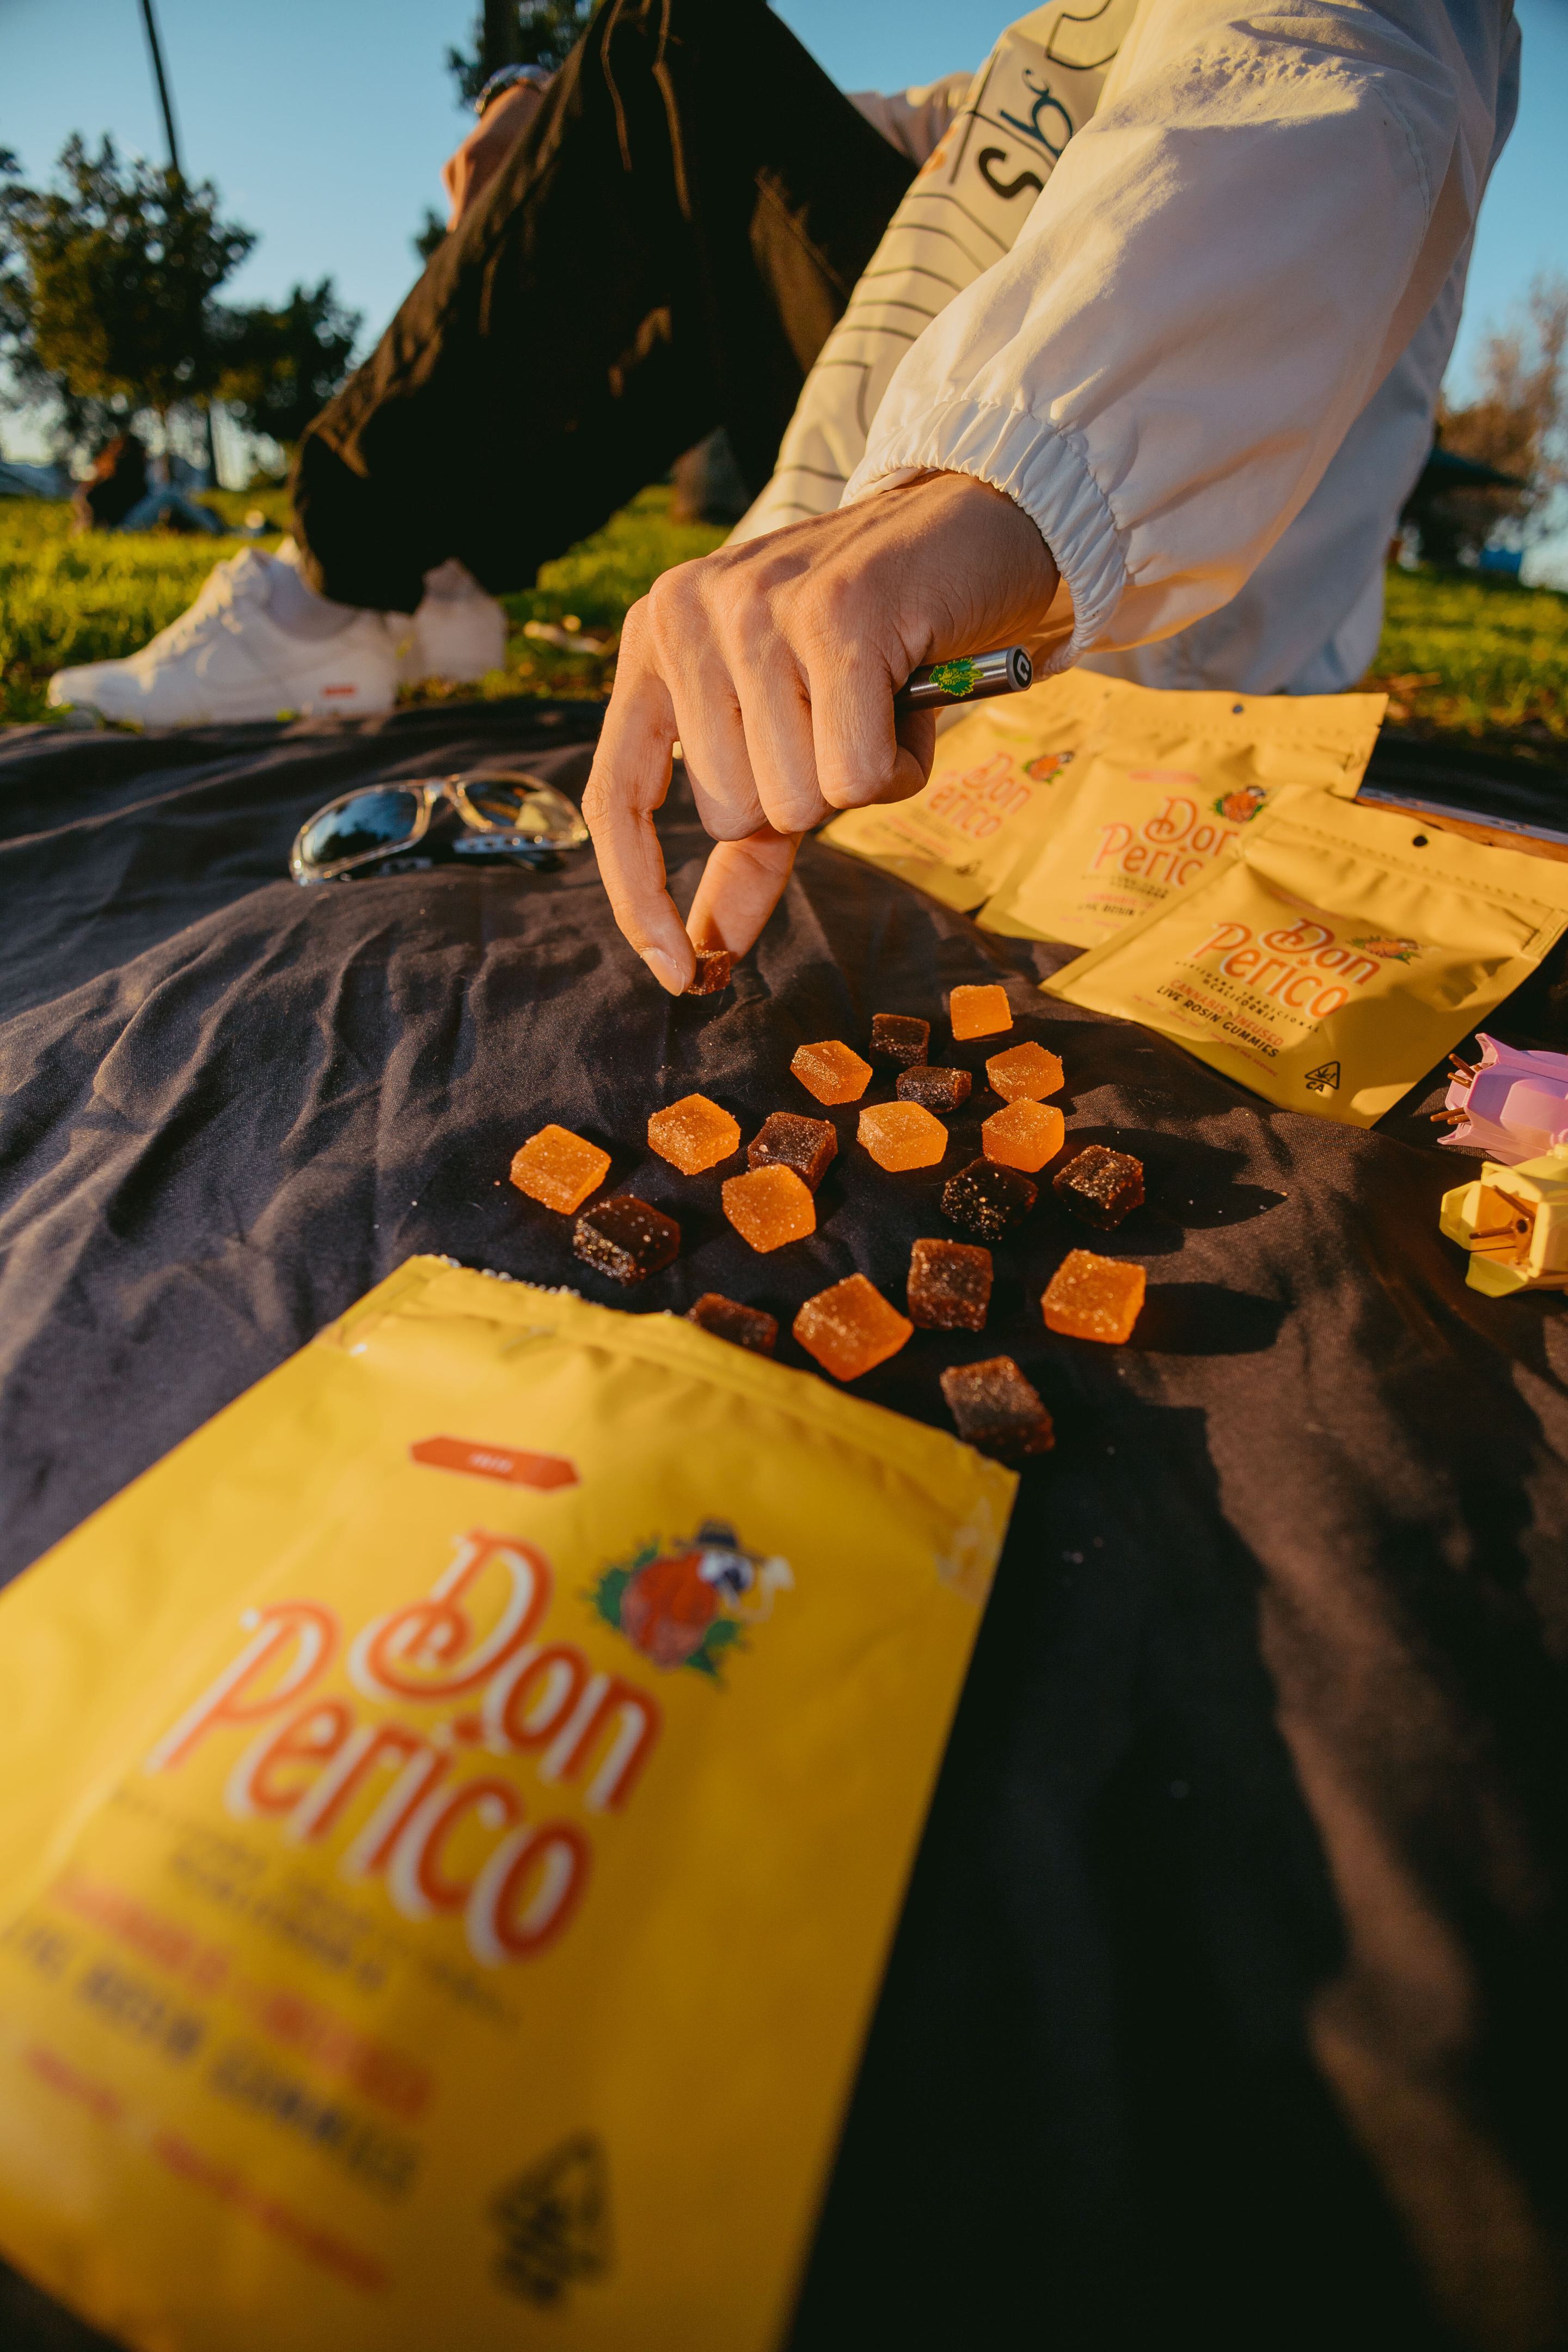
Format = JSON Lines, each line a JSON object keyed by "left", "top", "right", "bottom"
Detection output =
{"left": 0, "top": 1259, "right": 1015, "bottom": 2352}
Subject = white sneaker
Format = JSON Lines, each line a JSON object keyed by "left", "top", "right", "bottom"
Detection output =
{"left": 46, "top": 547, "right": 397, "bottom": 726}
{"left": 389, "top": 558, "right": 509, "bottom": 686}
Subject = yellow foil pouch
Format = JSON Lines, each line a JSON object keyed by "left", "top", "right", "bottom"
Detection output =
{"left": 820, "top": 665, "right": 1128, "bottom": 911}
{"left": 1046, "top": 792, "right": 1568, "bottom": 1125}
{"left": 977, "top": 688, "right": 1386, "bottom": 947}
{"left": 0, "top": 1258, "right": 1014, "bottom": 2352}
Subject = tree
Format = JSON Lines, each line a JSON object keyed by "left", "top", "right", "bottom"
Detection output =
{"left": 446, "top": 1, "right": 594, "bottom": 107}
{"left": 1430, "top": 273, "right": 1568, "bottom": 565}
{"left": 216, "top": 278, "right": 362, "bottom": 454}
{"left": 0, "top": 136, "right": 253, "bottom": 439}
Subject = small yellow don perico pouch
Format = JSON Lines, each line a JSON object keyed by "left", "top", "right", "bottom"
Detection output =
{"left": 978, "top": 688, "right": 1386, "bottom": 947}
{"left": 1046, "top": 792, "right": 1568, "bottom": 1125}
{"left": 0, "top": 1259, "right": 1014, "bottom": 2352}
{"left": 821, "top": 665, "right": 1128, "bottom": 911}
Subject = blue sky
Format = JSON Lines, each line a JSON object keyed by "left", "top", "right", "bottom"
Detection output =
{"left": 5, "top": 0, "right": 1566, "bottom": 535}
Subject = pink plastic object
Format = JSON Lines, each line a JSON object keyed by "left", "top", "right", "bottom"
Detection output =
{"left": 1438, "top": 1034, "right": 1568, "bottom": 1166}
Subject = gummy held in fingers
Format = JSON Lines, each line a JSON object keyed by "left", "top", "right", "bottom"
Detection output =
{"left": 748, "top": 1112, "right": 837, "bottom": 1191}
{"left": 573, "top": 1195, "right": 680, "bottom": 1284}
{"left": 684, "top": 946, "right": 733, "bottom": 995}
{"left": 948, "top": 984, "right": 1013, "bottom": 1041}
{"left": 1041, "top": 1249, "right": 1146, "bottom": 1343}
{"left": 793, "top": 1275, "right": 913, "bottom": 1381}
{"left": 982, "top": 1099, "right": 1065, "bottom": 1174}
{"left": 791, "top": 1039, "right": 873, "bottom": 1105}
{"left": 509, "top": 1124, "right": 611, "bottom": 1214}
{"left": 857, "top": 1101, "right": 948, "bottom": 1172}
{"left": 907, "top": 1238, "right": 992, "bottom": 1332}
{"left": 647, "top": 1094, "right": 742, "bottom": 1175}
{"left": 722, "top": 1165, "right": 817, "bottom": 1252}
{"left": 686, "top": 1293, "right": 779, "bottom": 1354}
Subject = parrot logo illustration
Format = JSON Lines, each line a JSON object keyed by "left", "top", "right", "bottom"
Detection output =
{"left": 588, "top": 1523, "right": 793, "bottom": 1679}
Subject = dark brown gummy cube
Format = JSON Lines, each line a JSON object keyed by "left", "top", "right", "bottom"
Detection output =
{"left": 1052, "top": 1144, "right": 1145, "bottom": 1230}
{"left": 747, "top": 1111, "right": 838, "bottom": 1192}
{"left": 685, "top": 946, "right": 732, "bottom": 996}
{"left": 907, "top": 1238, "right": 993, "bottom": 1332}
{"left": 897, "top": 1065, "right": 972, "bottom": 1114}
{"left": 940, "top": 1356, "right": 1055, "bottom": 1461}
{"left": 573, "top": 1195, "right": 679, "bottom": 1284}
{"left": 687, "top": 1293, "right": 778, "bottom": 1355}
{"left": 868, "top": 1013, "right": 930, "bottom": 1070}
{"left": 941, "top": 1157, "right": 1037, "bottom": 1240}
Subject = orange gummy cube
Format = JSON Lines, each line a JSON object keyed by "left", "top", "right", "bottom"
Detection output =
{"left": 509, "top": 1123, "right": 610, "bottom": 1214}
{"left": 791, "top": 1038, "right": 872, "bottom": 1104}
{"left": 948, "top": 983, "right": 1012, "bottom": 1041}
{"left": 983, "top": 1099, "right": 1065, "bottom": 1174}
{"left": 721, "top": 1163, "right": 816, "bottom": 1252}
{"left": 648, "top": 1092, "right": 741, "bottom": 1175}
{"left": 1041, "top": 1250, "right": 1146, "bottom": 1344}
{"left": 793, "top": 1273, "right": 912, "bottom": 1380}
{"left": 986, "top": 1040, "right": 1064, "bottom": 1101}
{"left": 857, "top": 1100, "right": 948, "bottom": 1171}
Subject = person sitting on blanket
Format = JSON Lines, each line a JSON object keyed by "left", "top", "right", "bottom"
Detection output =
{"left": 47, "top": 0, "right": 1519, "bottom": 991}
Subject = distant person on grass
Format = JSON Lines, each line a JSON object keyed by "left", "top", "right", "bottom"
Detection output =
{"left": 48, "top": 0, "right": 1519, "bottom": 986}
{"left": 72, "top": 432, "right": 224, "bottom": 539}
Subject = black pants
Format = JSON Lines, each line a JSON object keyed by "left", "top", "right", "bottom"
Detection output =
{"left": 291, "top": 0, "right": 913, "bottom": 612}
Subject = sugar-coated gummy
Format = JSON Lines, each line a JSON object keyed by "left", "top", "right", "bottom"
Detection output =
{"left": 509, "top": 1123, "right": 611, "bottom": 1214}
{"left": 985, "top": 1041, "right": 1064, "bottom": 1102}
{"left": 684, "top": 946, "right": 733, "bottom": 995}
{"left": 793, "top": 1274, "right": 913, "bottom": 1381}
{"left": 721, "top": 1164, "right": 817, "bottom": 1252}
{"left": 941, "top": 1157, "right": 1038, "bottom": 1240}
{"left": 940, "top": 1356, "right": 1055, "bottom": 1460}
{"left": 1041, "top": 1248, "right": 1146, "bottom": 1343}
{"left": 747, "top": 1112, "right": 837, "bottom": 1191}
{"left": 791, "top": 1039, "right": 873, "bottom": 1105}
{"left": 573, "top": 1195, "right": 681, "bottom": 1284}
{"left": 647, "top": 1093, "right": 742, "bottom": 1175}
{"left": 897, "top": 1065, "right": 972, "bottom": 1113}
{"left": 686, "top": 1293, "right": 779, "bottom": 1355}
{"left": 982, "top": 1099, "right": 1065, "bottom": 1174}
{"left": 1053, "top": 1144, "right": 1145, "bottom": 1230}
{"left": 907, "top": 1238, "right": 992, "bottom": 1332}
{"left": 868, "top": 1013, "right": 930, "bottom": 1070}
{"left": 857, "top": 1101, "right": 948, "bottom": 1171}
{"left": 948, "top": 983, "right": 1013, "bottom": 1041}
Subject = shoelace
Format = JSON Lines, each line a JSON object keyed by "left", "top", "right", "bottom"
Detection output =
{"left": 140, "top": 550, "right": 271, "bottom": 660}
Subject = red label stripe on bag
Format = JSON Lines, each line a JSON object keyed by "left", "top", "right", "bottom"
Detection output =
{"left": 411, "top": 1437, "right": 579, "bottom": 1491}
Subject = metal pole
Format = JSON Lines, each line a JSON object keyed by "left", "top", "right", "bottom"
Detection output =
{"left": 137, "top": 0, "right": 184, "bottom": 178}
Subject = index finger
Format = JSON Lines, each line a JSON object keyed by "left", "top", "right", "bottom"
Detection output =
{"left": 582, "top": 636, "right": 695, "bottom": 995}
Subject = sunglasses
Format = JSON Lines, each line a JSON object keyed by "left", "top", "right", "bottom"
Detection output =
{"left": 290, "top": 771, "right": 590, "bottom": 884}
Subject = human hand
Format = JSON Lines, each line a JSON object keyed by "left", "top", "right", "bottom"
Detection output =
{"left": 582, "top": 471, "right": 1061, "bottom": 991}
{"left": 441, "top": 77, "right": 550, "bottom": 229}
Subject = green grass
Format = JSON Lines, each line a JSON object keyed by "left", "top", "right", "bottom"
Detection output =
{"left": 2, "top": 486, "right": 1564, "bottom": 755}
{"left": 1365, "top": 566, "right": 1568, "bottom": 753}
{"left": 0, "top": 485, "right": 726, "bottom": 724}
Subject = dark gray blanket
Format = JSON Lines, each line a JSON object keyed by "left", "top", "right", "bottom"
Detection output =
{"left": 2, "top": 702, "right": 1566, "bottom": 2350}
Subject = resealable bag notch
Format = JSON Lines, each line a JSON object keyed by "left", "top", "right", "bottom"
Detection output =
{"left": 0, "top": 1259, "right": 1015, "bottom": 2352}
{"left": 1047, "top": 791, "right": 1568, "bottom": 1126}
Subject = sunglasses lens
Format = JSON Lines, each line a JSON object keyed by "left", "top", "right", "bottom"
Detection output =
{"left": 298, "top": 788, "right": 423, "bottom": 872}
{"left": 457, "top": 775, "right": 590, "bottom": 849}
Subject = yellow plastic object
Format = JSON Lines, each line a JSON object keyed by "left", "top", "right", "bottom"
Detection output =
{"left": 0, "top": 1259, "right": 1015, "bottom": 2352}
{"left": 1439, "top": 1147, "right": 1568, "bottom": 1296}
{"left": 1047, "top": 792, "right": 1568, "bottom": 1126}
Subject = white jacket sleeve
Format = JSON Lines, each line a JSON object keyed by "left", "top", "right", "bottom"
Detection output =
{"left": 842, "top": 0, "right": 1516, "bottom": 667}
{"left": 848, "top": 75, "right": 973, "bottom": 168}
